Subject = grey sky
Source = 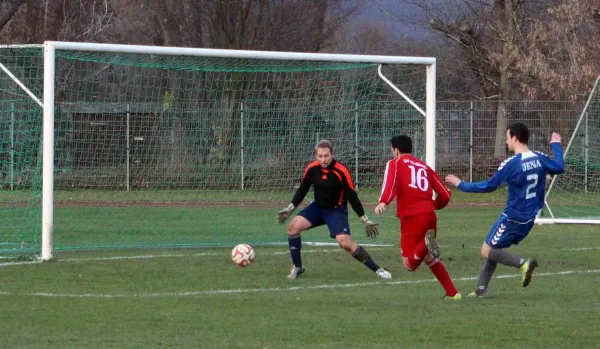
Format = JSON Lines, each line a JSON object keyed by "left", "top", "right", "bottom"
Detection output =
{"left": 356, "top": 1, "right": 433, "bottom": 39}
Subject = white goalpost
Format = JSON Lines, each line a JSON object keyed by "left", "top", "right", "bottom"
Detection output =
{"left": 536, "top": 75, "right": 600, "bottom": 225}
{"left": 1, "top": 41, "right": 437, "bottom": 260}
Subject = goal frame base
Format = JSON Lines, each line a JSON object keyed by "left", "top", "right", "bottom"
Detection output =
{"left": 535, "top": 218, "right": 600, "bottom": 225}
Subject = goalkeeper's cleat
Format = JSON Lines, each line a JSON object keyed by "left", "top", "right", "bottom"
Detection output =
{"left": 287, "top": 266, "right": 305, "bottom": 279}
{"left": 443, "top": 293, "right": 462, "bottom": 300}
{"left": 520, "top": 258, "right": 538, "bottom": 287}
{"left": 425, "top": 229, "right": 440, "bottom": 259}
{"left": 376, "top": 268, "right": 392, "bottom": 279}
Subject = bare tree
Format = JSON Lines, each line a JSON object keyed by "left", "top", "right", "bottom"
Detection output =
{"left": 190, "top": 0, "right": 364, "bottom": 51}
{"left": 0, "top": 0, "right": 116, "bottom": 43}
{"left": 381, "top": 0, "right": 547, "bottom": 157}
{"left": 339, "top": 22, "right": 391, "bottom": 55}
{"left": 1, "top": 0, "right": 368, "bottom": 178}
{"left": 518, "top": 0, "right": 600, "bottom": 100}
{"left": 492, "top": 0, "right": 519, "bottom": 158}
{"left": 0, "top": 0, "right": 22, "bottom": 33}
{"left": 141, "top": 0, "right": 366, "bottom": 166}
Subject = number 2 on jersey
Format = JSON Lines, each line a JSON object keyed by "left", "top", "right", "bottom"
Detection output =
{"left": 408, "top": 165, "right": 429, "bottom": 192}
{"left": 525, "top": 174, "right": 538, "bottom": 199}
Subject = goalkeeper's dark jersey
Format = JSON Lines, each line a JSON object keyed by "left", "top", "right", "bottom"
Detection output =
{"left": 291, "top": 159, "right": 365, "bottom": 217}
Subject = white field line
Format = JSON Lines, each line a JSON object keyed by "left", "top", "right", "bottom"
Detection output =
{"left": 59, "top": 248, "right": 394, "bottom": 262}
{"left": 564, "top": 247, "right": 600, "bottom": 251}
{"left": 1, "top": 269, "right": 598, "bottom": 299}
{"left": 0, "top": 244, "right": 598, "bottom": 267}
{"left": 50, "top": 245, "right": 600, "bottom": 262}
{"left": 0, "top": 247, "right": 394, "bottom": 267}
{"left": 0, "top": 261, "right": 41, "bottom": 267}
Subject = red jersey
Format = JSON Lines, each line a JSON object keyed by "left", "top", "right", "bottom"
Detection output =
{"left": 378, "top": 154, "right": 451, "bottom": 218}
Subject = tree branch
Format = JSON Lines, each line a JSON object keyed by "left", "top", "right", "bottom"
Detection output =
{"left": 0, "top": 0, "right": 22, "bottom": 33}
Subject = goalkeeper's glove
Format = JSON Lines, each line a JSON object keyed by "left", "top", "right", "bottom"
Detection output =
{"left": 361, "top": 215, "right": 379, "bottom": 238}
{"left": 277, "top": 204, "right": 295, "bottom": 224}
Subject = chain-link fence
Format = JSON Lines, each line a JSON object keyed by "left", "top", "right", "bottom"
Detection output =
{"left": 436, "top": 100, "right": 585, "bottom": 182}
{"left": 1, "top": 100, "right": 586, "bottom": 191}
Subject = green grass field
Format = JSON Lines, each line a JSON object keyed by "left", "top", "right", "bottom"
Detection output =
{"left": 1, "top": 188, "right": 513, "bottom": 254}
{"left": 0, "top": 194, "right": 599, "bottom": 348}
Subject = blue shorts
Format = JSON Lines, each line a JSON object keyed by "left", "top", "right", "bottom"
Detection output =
{"left": 485, "top": 215, "right": 534, "bottom": 249}
{"left": 297, "top": 202, "right": 351, "bottom": 238}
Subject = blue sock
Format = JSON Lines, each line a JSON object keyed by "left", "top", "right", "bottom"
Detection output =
{"left": 288, "top": 235, "right": 302, "bottom": 267}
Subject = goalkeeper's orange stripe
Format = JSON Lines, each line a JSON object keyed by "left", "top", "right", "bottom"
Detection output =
{"left": 333, "top": 162, "right": 354, "bottom": 190}
{"left": 302, "top": 161, "right": 320, "bottom": 180}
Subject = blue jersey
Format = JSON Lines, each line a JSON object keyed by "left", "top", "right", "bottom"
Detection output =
{"left": 458, "top": 142, "right": 564, "bottom": 222}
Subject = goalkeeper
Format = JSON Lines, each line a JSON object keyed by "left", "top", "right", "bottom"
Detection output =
{"left": 277, "top": 140, "right": 391, "bottom": 280}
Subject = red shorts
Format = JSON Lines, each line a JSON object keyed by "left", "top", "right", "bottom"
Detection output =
{"left": 399, "top": 212, "right": 437, "bottom": 258}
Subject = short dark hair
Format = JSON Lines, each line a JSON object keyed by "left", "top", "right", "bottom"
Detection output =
{"left": 390, "top": 135, "right": 412, "bottom": 154}
{"left": 507, "top": 123, "right": 529, "bottom": 144}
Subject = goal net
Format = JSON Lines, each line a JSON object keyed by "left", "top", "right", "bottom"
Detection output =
{"left": 0, "top": 42, "right": 435, "bottom": 259}
{"left": 537, "top": 75, "right": 600, "bottom": 224}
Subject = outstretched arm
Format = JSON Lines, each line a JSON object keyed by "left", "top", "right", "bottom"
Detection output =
{"left": 277, "top": 166, "right": 313, "bottom": 224}
{"left": 446, "top": 159, "right": 513, "bottom": 193}
{"left": 345, "top": 189, "right": 378, "bottom": 238}
{"left": 339, "top": 169, "right": 378, "bottom": 238}
{"left": 291, "top": 174, "right": 312, "bottom": 208}
{"left": 345, "top": 189, "right": 366, "bottom": 218}
{"left": 337, "top": 167, "right": 366, "bottom": 218}
{"left": 537, "top": 132, "right": 564, "bottom": 175}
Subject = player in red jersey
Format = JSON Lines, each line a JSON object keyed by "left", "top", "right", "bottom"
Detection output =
{"left": 375, "top": 135, "right": 461, "bottom": 299}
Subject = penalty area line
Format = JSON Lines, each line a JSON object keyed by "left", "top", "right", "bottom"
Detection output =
{"left": 564, "top": 247, "right": 600, "bottom": 251}
{"left": 1, "top": 268, "right": 598, "bottom": 299}
{"left": 56, "top": 247, "right": 393, "bottom": 262}
{"left": 1, "top": 245, "right": 599, "bottom": 267}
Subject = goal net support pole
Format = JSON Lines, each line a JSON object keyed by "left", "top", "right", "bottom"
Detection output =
{"left": 535, "top": 74, "right": 600, "bottom": 225}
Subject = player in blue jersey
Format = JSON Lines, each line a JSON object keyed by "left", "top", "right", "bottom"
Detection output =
{"left": 445, "top": 123, "right": 564, "bottom": 297}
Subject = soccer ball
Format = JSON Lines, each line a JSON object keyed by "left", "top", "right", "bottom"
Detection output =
{"left": 231, "top": 244, "right": 255, "bottom": 267}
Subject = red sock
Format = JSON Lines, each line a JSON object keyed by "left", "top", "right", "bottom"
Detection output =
{"left": 427, "top": 258, "right": 459, "bottom": 296}
{"left": 406, "top": 241, "right": 428, "bottom": 270}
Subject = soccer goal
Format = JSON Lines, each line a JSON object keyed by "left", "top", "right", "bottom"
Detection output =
{"left": 536, "top": 75, "right": 600, "bottom": 225}
{"left": 0, "top": 42, "right": 436, "bottom": 260}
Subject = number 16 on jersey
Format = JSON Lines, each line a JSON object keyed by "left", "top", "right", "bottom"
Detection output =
{"left": 408, "top": 165, "right": 429, "bottom": 192}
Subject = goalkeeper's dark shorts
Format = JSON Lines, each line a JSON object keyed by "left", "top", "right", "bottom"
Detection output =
{"left": 297, "top": 202, "right": 350, "bottom": 238}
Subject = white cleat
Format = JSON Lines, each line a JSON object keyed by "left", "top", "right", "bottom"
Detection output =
{"left": 287, "top": 266, "right": 305, "bottom": 279}
{"left": 376, "top": 268, "right": 392, "bottom": 279}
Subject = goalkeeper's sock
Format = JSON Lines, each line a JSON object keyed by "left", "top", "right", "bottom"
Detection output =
{"left": 488, "top": 248, "right": 525, "bottom": 268}
{"left": 476, "top": 258, "right": 497, "bottom": 294}
{"left": 288, "top": 235, "right": 303, "bottom": 268}
{"left": 406, "top": 240, "right": 428, "bottom": 270}
{"left": 352, "top": 245, "right": 380, "bottom": 272}
{"left": 427, "top": 258, "right": 459, "bottom": 297}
